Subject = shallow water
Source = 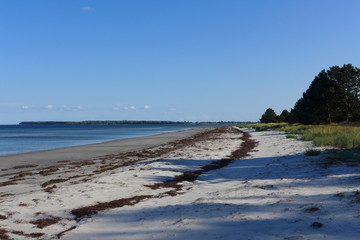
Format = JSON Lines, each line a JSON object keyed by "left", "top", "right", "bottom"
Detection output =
{"left": 0, "top": 124, "right": 212, "bottom": 156}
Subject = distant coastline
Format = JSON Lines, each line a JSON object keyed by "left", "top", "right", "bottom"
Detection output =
{"left": 19, "top": 120, "right": 252, "bottom": 126}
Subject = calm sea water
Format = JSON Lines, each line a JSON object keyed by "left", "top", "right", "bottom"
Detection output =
{"left": 0, "top": 124, "right": 212, "bottom": 156}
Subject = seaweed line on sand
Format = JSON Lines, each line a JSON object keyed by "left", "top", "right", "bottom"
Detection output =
{"left": 67, "top": 127, "right": 257, "bottom": 230}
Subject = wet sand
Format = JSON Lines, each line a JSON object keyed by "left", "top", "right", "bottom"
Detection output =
{"left": 0, "top": 127, "right": 214, "bottom": 171}
{"left": 0, "top": 126, "right": 246, "bottom": 240}
{"left": 3, "top": 127, "right": 359, "bottom": 240}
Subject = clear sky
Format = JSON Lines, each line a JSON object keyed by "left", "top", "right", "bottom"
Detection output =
{"left": 1, "top": 0, "right": 360, "bottom": 124}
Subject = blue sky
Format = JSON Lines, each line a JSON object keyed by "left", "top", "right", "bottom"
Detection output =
{"left": 1, "top": 0, "right": 360, "bottom": 124}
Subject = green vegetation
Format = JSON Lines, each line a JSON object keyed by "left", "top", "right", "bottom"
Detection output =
{"left": 241, "top": 123, "right": 287, "bottom": 131}
{"left": 260, "top": 64, "right": 360, "bottom": 125}
{"left": 259, "top": 108, "right": 278, "bottom": 123}
{"left": 280, "top": 124, "right": 360, "bottom": 149}
{"left": 241, "top": 123, "right": 360, "bottom": 149}
{"left": 290, "top": 64, "right": 360, "bottom": 124}
{"left": 323, "top": 149, "right": 360, "bottom": 166}
{"left": 286, "top": 134, "right": 298, "bottom": 139}
{"left": 305, "top": 149, "right": 321, "bottom": 156}
{"left": 254, "top": 64, "right": 360, "bottom": 149}
{"left": 260, "top": 108, "right": 290, "bottom": 123}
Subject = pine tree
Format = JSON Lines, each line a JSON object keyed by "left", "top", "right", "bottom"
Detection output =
{"left": 290, "top": 64, "right": 360, "bottom": 124}
{"left": 278, "top": 110, "right": 290, "bottom": 122}
{"left": 260, "top": 108, "right": 278, "bottom": 123}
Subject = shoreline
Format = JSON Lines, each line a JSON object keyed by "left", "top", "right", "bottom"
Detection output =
{"left": 0, "top": 124, "right": 229, "bottom": 158}
{"left": 0, "top": 127, "right": 214, "bottom": 170}
{"left": 0, "top": 126, "right": 238, "bottom": 239}
{"left": 1, "top": 127, "right": 360, "bottom": 240}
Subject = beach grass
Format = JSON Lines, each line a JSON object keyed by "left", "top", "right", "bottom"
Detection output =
{"left": 305, "top": 149, "right": 321, "bottom": 156}
{"left": 240, "top": 123, "right": 360, "bottom": 149}
{"left": 283, "top": 125, "right": 360, "bottom": 149}
{"left": 241, "top": 123, "right": 287, "bottom": 131}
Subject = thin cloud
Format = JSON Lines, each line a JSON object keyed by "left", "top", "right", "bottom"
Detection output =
{"left": 114, "top": 104, "right": 149, "bottom": 111}
{"left": 21, "top": 105, "right": 30, "bottom": 110}
{"left": 81, "top": 6, "right": 93, "bottom": 11}
{"left": 113, "top": 104, "right": 123, "bottom": 111}
{"left": 61, "top": 105, "right": 87, "bottom": 111}
{"left": 122, "top": 105, "right": 137, "bottom": 111}
{"left": 45, "top": 105, "right": 54, "bottom": 109}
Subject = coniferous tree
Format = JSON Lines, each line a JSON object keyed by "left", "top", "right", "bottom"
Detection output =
{"left": 291, "top": 70, "right": 342, "bottom": 124}
{"left": 290, "top": 64, "right": 360, "bottom": 124}
{"left": 260, "top": 108, "right": 278, "bottom": 123}
{"left": 328, "top": 64, "right": 360, "bottom": 121}
{"left": 278, "top": 110, "right": 290, "bottom": 122}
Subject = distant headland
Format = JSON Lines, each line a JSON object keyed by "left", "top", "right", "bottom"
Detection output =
{"left": 19, "top": 120, "right": 251, "bottom": 125}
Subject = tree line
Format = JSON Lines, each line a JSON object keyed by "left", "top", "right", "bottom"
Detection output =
{"left": 260, "top": 64, "right": 360, "bottom": 124}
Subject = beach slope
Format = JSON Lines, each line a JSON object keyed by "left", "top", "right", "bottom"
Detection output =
{"left": 1, "top": 127, "right": 360, "bottom": 240}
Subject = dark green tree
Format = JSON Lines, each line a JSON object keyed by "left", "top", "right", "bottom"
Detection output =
{"left": 328, "top": 64, "right": 360, "bottom": 121}
{"left": 290, "top": 70, "right": 342, "bottom": 124}
{"left": 278, "top": 109, "right": 290, "bottom": 122}
{"left": 285, "top": 111, "right": 298, "bottom": 124}
{"left": 290, "top": 64, "right": 360, "bottom": 124}
{"left": 260, "top": 108, "right": 278, "bottom": 123}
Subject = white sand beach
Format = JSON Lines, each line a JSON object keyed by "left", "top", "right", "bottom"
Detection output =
{"left": 1, "top": 127, "right": 360, "bottom": 240}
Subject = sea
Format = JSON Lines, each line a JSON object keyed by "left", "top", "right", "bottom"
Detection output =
{"left": 0, "top": 124, "right": 217, "bottom": 157}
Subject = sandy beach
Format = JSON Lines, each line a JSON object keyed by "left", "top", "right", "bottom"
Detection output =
{"left": 1, "top": 126, "right": 360, "bottom": 240}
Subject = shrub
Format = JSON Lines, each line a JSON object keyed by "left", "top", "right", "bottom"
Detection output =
{"left": 305, "top": 149, "right": 321, "bottom": 156}
{"left": 322, "top": 150, "right": 360, "bottom": 166}
{"left": 239, "top": 123, "right": 288, "bottom": 131}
